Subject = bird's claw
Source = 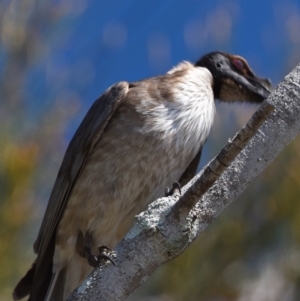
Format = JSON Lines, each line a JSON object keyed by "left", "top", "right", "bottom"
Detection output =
{"left": 87, "top": 255, "right": 99, "bottom": 268}
{"left": 165, "top": 181, "right": 181, "bottom": 197}
{"left": 84, "top": 245, "right": 116, "bottom": 268}
{"left": 77, "top": 231, "right": 116, "bottom": 267}
{"left": 97, "top": 246, "right": 116, "bottom": 266}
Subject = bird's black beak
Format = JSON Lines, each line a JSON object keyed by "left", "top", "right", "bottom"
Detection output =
{"left": 220, "top": 71, "right": 272, "bottom": 103}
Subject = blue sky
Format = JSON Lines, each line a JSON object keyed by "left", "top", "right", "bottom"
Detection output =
{"left": 15, "top": 0, "right": 299, "bottom": 165}
{"left": 35, "top": 0, "right": 298, "bottom": 104}
{"left": 21, "top": 0, "right": 298, "bottom": 163}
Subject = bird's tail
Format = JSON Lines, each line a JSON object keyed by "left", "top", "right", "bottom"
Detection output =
{"left": 13, "top": 260, "right": 65, "bottom": 301}
{"left": 13, "top": 260, "right": 36, "bottom": 300}
{"left": 45, "top": 268, "right": 66, "bottom": 301}
{"left": 46, "top": 254, "right": 93, "bottom": 301}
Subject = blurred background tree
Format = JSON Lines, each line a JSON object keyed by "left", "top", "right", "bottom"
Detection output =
{"left": 1, "top": 0, "right": 300, "bottom": 300}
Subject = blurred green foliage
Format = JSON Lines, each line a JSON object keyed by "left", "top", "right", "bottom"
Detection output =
{"left": 0, "top": 1, "right": 69, "bottom": 300}
{"left": 0, "top": 142, "right": 38, "bottom": 296}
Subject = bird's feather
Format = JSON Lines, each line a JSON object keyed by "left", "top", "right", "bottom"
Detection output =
{"left": 13, "top": 82, "right": 129, "bottom": 301}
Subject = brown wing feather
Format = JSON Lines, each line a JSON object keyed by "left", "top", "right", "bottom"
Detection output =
{"left": 13, "top": 81, "right": 129, "bottom": 301}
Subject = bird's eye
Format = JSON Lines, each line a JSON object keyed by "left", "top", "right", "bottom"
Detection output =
{"left": 232, "top": 58, "right": 245, "bottom": 71}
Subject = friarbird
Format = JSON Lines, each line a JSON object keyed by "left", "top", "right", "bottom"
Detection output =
{"left": 13, "top": 52, "right": 271, "bottom": 301}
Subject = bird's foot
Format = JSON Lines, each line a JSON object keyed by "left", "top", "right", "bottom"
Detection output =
{"left": 85, "top": 245, "right": 116, "bottom": 268}
{"left": 165, "top": 181, "right": 181, "bottom": 197}
{"left": 76, "top": 231, "right": 116, "bottom": 268}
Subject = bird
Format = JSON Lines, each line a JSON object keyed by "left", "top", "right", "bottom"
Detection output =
{"left": 13, "top": 51, "right": 271, "bottom": 301}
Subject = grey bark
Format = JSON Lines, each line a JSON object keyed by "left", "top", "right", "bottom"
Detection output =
{"left": 67, "top": 64, "right": 300, "bottom": 301}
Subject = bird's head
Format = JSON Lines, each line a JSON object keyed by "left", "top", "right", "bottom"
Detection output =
{"left": 195, "top": 52, "right": 272, "bottom": 103}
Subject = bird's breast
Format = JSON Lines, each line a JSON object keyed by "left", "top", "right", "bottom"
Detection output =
{"left": 56, "top": 66, "right": 215, "bottom": 260}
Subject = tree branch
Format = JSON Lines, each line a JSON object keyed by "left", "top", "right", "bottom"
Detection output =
{"left": 68, "top": 64, "right": 300, "bottom": 301}
{"left": 169, "top": 100, "right": 274, "bottom": 221}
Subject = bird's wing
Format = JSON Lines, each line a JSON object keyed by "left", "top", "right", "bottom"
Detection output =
{"left": 179, "top": 148, "right": 202, "bottom": 186}
{"left": 13, "top": 81, "right": 129, "bottom": 301}
{"left": 34, "top": 81, "right": 129, "bottom": 255}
